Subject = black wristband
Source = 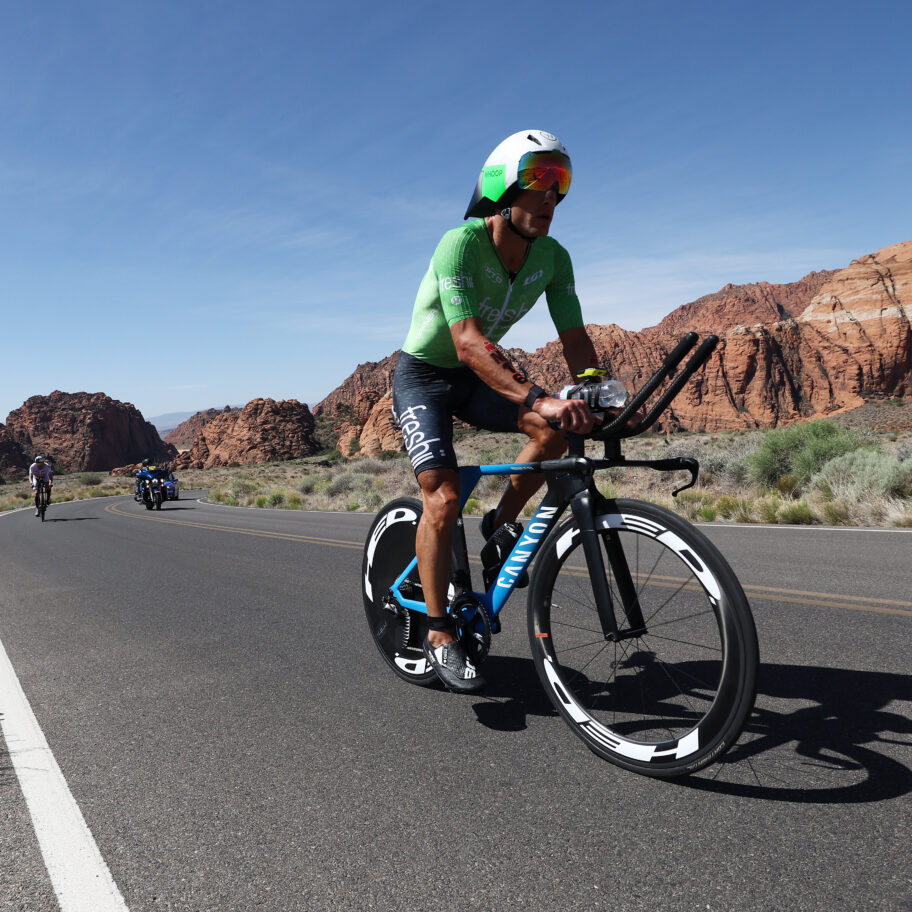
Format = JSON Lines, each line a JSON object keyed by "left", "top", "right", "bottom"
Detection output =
{"left": 524, "top": 384, "right": 546, "bottom": 409}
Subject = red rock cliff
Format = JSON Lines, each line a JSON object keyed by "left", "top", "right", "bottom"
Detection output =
{"left": 5, "top": 391, "right": 177, "bottom": 473}
{"left": 174, "top": 398, "right": 319, "bottom": 469}
{"left": 164, "top": 406, "right": 240, "bottom": 450}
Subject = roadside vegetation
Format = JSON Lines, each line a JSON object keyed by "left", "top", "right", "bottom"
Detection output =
{"left": 0, "top": 472, "right": 137, "bottom": 514}
{"left": 3, "top": 416, "right": 911, "bottom": 527}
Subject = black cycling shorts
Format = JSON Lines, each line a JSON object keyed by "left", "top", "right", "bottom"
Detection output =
{"left": 392, "top": 351, "right": 520, "bottom": 476}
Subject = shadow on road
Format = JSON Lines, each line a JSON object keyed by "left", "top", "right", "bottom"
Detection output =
{"left": 43, "top": 517, "right": 99, "bottom": 523}
{"left": 472, "top": 656, "right": 912, "bottom": 804}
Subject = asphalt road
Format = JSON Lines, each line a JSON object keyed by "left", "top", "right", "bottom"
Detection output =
{"left": 1, "top": 494, "right": 910, "bottom": 912}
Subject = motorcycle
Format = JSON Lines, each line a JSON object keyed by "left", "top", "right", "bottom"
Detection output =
{"left": 134, "top": 476, "right": 165, "bottom": 511}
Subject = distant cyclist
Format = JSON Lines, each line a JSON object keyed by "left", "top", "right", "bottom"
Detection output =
{"left": 29, "top": 455, "right": 54, "bottom": 516}
{"left": 393, "top": 129, "right": 601, "bottom": 693}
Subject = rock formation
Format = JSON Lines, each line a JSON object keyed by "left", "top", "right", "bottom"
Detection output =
{"left": 316, "top": 241, "right": 912, "bottom": 451}
{"left": 174, "top": 398, "right": 319, "bottom": 469}
{"left": 4, "top": 391, "right": 177, "bottom": 474}
{"left": 0, "top": 423, "right": 29, "bottom": 480}
{"left": 651, "top": 270, "right": 837, "bottom": 336}
{"left": 164, "top": 406, "right": 240, "bottom": 450}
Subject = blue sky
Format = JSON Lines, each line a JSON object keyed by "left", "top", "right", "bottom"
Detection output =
{"left": 2, "top": 0, "right": 910, "bottom": 423}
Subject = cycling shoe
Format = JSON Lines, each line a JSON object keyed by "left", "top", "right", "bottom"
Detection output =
{"left": 422, "top": 635, "right": 486, "bottom": 694}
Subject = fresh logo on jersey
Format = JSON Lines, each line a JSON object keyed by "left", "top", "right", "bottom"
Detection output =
{"left": 439, "top": 275, "right": 474, "bottom": 292}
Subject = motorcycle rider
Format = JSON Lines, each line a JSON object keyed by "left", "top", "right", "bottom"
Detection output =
{"left": 134, "top": 458, "right": 156, "bottom": 498}
{"left": 28, "top": 455, "right": 54, "bottom": 516}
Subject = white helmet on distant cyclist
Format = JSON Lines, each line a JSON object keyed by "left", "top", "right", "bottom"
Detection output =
{"left": 464, "top": 130, "right": 572, "bottom": 220}
{"left": 35, "top": 455, "right": 45, "bottom": 463}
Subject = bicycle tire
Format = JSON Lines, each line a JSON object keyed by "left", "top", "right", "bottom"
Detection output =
{"left": 528, "top": 499, "right": 758, "bottom": 777}
{"left": 362, "top": 497, "right": 437, "bottom": 686}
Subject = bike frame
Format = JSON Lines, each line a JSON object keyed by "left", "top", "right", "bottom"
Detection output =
{"left": 388, "top": 444, "right": 655, "bottom": 642}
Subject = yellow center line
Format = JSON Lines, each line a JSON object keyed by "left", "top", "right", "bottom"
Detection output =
{"left": 555, "top": 565, "right": 912, "bottom": 618}
{"left": 107, "top": 502, "right": 911, "bottom": 618}
{"left": 104, "top": 501, "right": 363, "bottom": 550}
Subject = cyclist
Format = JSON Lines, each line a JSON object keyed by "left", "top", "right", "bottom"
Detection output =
{"left": 393, "top": 129, "right": 599, "bottom": 693}
{"left": 28, "top": 455, "right": 54, "bottom": 516}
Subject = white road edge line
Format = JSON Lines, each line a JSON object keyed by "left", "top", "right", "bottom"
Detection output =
{"left": 0, "top": 637, "right": 130, "bottom": 912}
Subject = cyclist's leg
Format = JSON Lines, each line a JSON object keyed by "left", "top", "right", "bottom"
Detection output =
{"left": 415, "top": 468, "right": 461, "bottom": 647}
{"left": 392, "top": 354, "right": 462, "bottom": 647}
{"left": 494, "top": 407, "right": 566, "bottom": 525}
{"left": 458, "top": 382, "right": 566, "bottom": 528}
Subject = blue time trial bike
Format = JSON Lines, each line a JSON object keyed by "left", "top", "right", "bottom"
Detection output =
{"left": 362, "top": 333, "right": 758, "bottom": 778}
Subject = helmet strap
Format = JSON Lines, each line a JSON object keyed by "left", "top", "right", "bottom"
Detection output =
{"left": 499, "top": 208, "right": 536, "bottom": 242}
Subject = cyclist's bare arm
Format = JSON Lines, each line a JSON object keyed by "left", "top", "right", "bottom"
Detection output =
{"left": 557, "top": 326, "right": 599, "bottom": 378}
{"left": 449, "top": 317, "right": 593, "bottom": 433}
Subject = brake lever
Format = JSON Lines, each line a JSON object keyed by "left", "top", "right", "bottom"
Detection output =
{"left": 670, "top": 457, "right": 699, "bottom": 496}
{"left": 609, "top": 456, "right": 699, "bottom": 497}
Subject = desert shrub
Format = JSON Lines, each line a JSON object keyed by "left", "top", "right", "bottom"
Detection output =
{"left": 775, "top": 474, "right": 800, "bottom": 496}
{"left": 357, "top": 458, "right": 389, "bottom": 475}
{"left": 714, "top": 494, "right": 738, "bottom": 518}
{"left": 463, "top": 497, "right": 481, "bottom": 515}
{"left": 894, "top": 437, "right": 912, "bottom": 462}
{"left": 820, "top": 499, "right": 851, "bottom": 526}
{"left": 810, "top": 449, "right": 912, "bottom": 501}
{"left": 885, "top": 499, "right": 912, "bottom": 527}
{"left": 697, "top": 504, "right": 717, "bottom": 522}
{"left": 733, "top": 498, "right": 755, "bottom": 523}
{"left": 756, "top": 495, "right": 782, "bottom": 524}
{"left": 269, "top": 491, "right": 285, "bottom": 506}
{"left": 255, "top": 495, "right": 268, "bottom": 508}
{"left": 326, "top": 472, "right": 356, "bottom": 497}
{"left": 777, "top": 500, "right": 816, "bottom": 524}
{"left": 747, "top": 420, "right": 863, "bottom": 489}
{"left": 67, "top": 473, "right": 104, "bottom": 487}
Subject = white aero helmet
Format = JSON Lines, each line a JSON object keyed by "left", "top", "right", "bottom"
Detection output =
{"left": 464, "top": 130, "right": 572, "bottom": 220}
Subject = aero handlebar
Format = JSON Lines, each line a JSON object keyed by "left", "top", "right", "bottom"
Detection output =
{"left": 580, "top": 333, "right": 719, "bottom": 440}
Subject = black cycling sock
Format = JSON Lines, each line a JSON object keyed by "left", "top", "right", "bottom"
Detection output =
{"left": 426, "top": 615, "right": 456, "bottom": 632}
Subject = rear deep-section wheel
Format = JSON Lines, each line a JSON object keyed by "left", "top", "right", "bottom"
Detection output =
{"left": 528, "top": 499, "right": 758, "bottom": 778}
{"left": 362, "top": 497, "right": 437, "bottom": 686}
{"left": 145, "top": 500, "right": 154, "bottom": 510}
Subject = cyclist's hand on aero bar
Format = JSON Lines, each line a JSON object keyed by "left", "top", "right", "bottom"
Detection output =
{"left": 533, "top": 396, "right": 595, "bottom": 434}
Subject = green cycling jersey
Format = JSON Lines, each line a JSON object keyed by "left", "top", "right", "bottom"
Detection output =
{"left": 401, "top": 219, "right": 583, "bottom": 368}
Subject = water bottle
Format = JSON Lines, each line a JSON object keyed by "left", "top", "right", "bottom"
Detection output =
{"left": 557, "top": 379, "right": 628, "bottom": 409}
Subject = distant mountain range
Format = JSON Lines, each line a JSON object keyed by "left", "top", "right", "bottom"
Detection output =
{"left": 147, "top": 411, "right": 198, "bottom": 434}
{"left": 149, "top": 406, "right": 244, "bottom": 436}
